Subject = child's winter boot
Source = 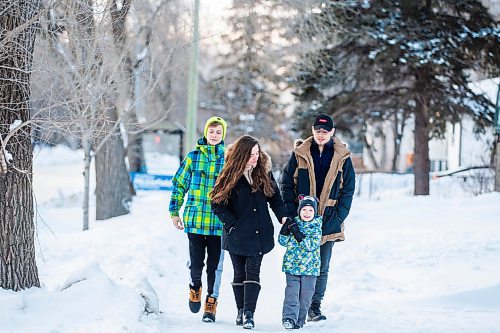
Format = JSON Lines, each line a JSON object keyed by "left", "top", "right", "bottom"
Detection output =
{"left": 282, "top": 318, "right": 295, "bottom": 330}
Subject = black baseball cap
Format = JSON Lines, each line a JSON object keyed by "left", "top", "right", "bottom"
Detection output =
{"left": 313, "top": 113, "right": 334, "bottom": 131}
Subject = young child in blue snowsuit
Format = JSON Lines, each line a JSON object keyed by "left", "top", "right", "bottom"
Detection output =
{"left": 279, "top": 195, "right": 322, "bottom": 329}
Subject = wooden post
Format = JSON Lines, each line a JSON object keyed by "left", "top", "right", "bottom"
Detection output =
{"left": 186, "top": 0, "right": 200, "bottom": 153}
{"left": 494, "top": 81, "right": 500, "bottom": 192}
{"left": 495, "top": 135, "right": 500, "bottom": 192}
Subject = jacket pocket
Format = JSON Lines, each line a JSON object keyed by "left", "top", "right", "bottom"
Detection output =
{"left": 191, "top": 170, "right": 206, "bottom": 190}
{"left": 329, "top": 172, "right": 342, "bottom": 199}
{"left": 323, "top": 206, "right": 334, "bottom": 222}
{"left": 183, "top": 205, "right": 200, "bottom": 228}
{"left": 322, "top": 206, "right": 341, "bottom": 235}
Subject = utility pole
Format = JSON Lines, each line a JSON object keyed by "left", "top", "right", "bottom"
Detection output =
{"left": 495, "top": 81, "right": 500, "bottom": 192}
{"left": 186, "top": 0, "right": 200, "bottom": 153}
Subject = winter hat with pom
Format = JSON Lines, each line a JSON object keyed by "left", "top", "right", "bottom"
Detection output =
{"left": 297, "top": 195, "right": 318, "bottom": 216}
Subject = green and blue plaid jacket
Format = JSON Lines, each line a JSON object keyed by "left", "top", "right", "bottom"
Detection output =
{"left": 169, "top": 138, "right": 225, "bottom": 236}
{"left": 279, "top": 216, "right": 322, "bottom": 276}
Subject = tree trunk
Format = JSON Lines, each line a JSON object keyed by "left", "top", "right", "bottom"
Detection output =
{"left": 110, "top": 0, "right": 145, "bottom": 174}
{"left": 84, "top": 0, "right": 133, "bottom": 220}
{"left": 95, "top": 108, "right": 132, "bottom": 220}
{"left": 379, "top": 128, "right": 387, "bottom": 171}
{"left": 0, "top": 0, "right": 41, "bottom": 290}
{"left": 414, "top": 99, "right": 430, "bottom": 195}
{"left": 127, "top": 132, "right": 145, "bottom": 173}
{"left": 82, "top": 137, "right": 92, "bottom": 230}
{"left": 391, "top": 130, "right": 401, "bottom": 172}
{"left": 363, "top": 127, "right": 380, "bottom": 170}
{"left": 391, "top": 111, "right": 406, "bottom": 172}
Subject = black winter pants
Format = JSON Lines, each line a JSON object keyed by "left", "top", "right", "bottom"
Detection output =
{"left": 230, "top": 253, "right": 263, "bottom": 283}
{"left": 229, "top": 253, "right": 263, "bottom": 313}
{"left": 187, "top": 233, "right": 222, "bottom": 297}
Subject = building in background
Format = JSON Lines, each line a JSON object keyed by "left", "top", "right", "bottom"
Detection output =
{"left": 362, "top": 78, "right": 498, "bottom": 173}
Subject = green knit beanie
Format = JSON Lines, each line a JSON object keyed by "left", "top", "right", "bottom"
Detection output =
{"left": 204, "top": 116, "right": 227, "bottom": 140}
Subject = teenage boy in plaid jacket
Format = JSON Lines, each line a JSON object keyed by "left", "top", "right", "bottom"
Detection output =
{"left": 169, "top": 116, "right": 227, "bottom": 323}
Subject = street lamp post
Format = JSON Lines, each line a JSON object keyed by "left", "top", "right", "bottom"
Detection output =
{"left": 494, "top": 81, "right": 500, "bottom": 192}
{"left": 186, "top": 0, "right": 200, "bottom": 154}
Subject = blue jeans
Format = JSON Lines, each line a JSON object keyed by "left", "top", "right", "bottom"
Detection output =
{"left": 311, "top": 241, "right": 334, "bottom": 304}
{"left": 212, "top": 237, "right": 225, "bottom": 298}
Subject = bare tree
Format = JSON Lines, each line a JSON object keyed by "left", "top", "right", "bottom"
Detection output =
{"left": 390, "top": 109, "right": 409, "bottom": 172}
{"left": 29, "top": 0, "right": 177, "bottom": 230}
{"left": 109, "top": 0, "right": 147, "bottom": 174}
{"left": 0, "top": 0, "right": 41, "bottom": 291}
{"left": 26, "top": 0, "right": 134, "bottom": 229}
{"left": 92, "top": 27, "right": 135, "bottom": 221}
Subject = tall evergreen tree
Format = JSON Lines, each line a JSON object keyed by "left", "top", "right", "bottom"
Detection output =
{"left": 290, "top": 0, "right": 499, "bottom": 194}
{"left": 208, "top": 0, "right": 284, "bottom": 140}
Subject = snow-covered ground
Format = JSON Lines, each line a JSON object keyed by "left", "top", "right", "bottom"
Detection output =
{"left": 1, "top": 146, "right": 499, "bottom": 333}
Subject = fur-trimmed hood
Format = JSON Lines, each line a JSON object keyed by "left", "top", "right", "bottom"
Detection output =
{"left": 293, "top": 137, "right": 350, "bottom": 160}
{"left": 225, "top": 143, "right": 273, "bottom": 173}
{"left": 294, "top": 138, "right": 304, "bottom": 148}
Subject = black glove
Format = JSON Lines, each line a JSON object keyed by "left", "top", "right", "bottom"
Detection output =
{"left": 280, "top": 217, "right": 293, "bottom": 235}
{"left": 289, "top": 222, "right": 305, "bottom": 243}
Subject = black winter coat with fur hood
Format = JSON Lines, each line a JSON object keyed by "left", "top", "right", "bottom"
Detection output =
{"left": 211, "top": 152, "right": 288, "bottom": 256}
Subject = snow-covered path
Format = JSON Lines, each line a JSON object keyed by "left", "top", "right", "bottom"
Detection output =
{"left": 1, "top": 147, "right": 499, "bottom": 333}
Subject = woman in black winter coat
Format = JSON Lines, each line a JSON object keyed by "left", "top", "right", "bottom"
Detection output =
{"left": 211, "top": 135, "right": 288, "bottom": 330}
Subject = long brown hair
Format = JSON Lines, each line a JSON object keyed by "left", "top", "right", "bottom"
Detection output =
{"left": 211, "top": 135, "right": 275, "bottom": 204}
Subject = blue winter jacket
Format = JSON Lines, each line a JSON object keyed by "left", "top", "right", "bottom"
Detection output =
{"left": 278, "top": 216, "right": 322, "bottom": 276}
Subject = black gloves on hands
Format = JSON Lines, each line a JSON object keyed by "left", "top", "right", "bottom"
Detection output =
{"left": 279, "top": 217, "right": 293, "bottom": 235}
{"left": 289, "top": 222, "right": 305, "bottom": 243}
{"left": 280, "top": 217, "right": 305, "bottom": 243}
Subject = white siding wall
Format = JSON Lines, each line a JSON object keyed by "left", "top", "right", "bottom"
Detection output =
{"left": 446, "top": 122, "right": 461, "bottom": 170}
{"left": 457, "top": 115, "right": 495, "bottom": 167}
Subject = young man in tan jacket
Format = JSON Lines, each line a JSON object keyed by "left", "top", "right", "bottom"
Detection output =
{"left": 281, "top": 113, "right": 356, "bottom": 322}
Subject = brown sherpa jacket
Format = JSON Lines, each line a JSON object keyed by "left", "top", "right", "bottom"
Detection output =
{"left": 281, "top": 136, "right": 355, "bottom": 244}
